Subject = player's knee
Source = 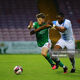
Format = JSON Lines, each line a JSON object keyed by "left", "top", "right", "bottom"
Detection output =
{"left": 41, "top": 52, "right": 47, "bottom": 57}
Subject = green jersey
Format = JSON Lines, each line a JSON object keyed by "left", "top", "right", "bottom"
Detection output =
{"left": 33, "top": 22, "right": 49, "bottom": 47}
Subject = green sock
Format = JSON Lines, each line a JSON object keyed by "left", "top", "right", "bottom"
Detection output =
{"left": 58, "top": 61, "right": 64, "bottom": 67}
{"left": 53, "top": 59, "right": 64, "bottom": 67}
{"left": 45, "top": 53, "right": 54, "bottom": 66}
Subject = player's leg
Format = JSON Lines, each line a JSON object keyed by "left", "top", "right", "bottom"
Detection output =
{"left": 41, "top": 43, "right": 56, "bottom": 69}
{"left": 68, "top": 54, "right": 75, "bottom": 73}
{"left": 41, "top": 47, "right": 56, "bottom": 69}
{"left": 52, "top": 45, "right": 68, "bottom": 73}
{"left": 53, "top": 45, "right": 65, "bottom": 68}
{"left": 50, "top": 39, "right": 68, "bottom": 73}
{"left": 66, "top": 40, "right": 75, "bottom": 73}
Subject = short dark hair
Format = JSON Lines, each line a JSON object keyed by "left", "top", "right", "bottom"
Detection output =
{"left": 36, "top": 13, "right": 46, "bottom": 18}
{"left": 58, "top": 12, "right": 64, "bottom": 17}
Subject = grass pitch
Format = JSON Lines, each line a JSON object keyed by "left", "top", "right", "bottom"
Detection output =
{"left": 0, "top": 54, "right": 80, "bottom": 80}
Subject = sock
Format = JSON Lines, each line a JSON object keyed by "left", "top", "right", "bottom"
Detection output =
{"left": 51, "top": 50, "right": 65, "bottom": 68}
{"left": 45, "top": 53, "right": 55, "bottom": 67}
{"left": 69, "top": 58, "right": 75, "bottom": 69}
{"left": 53, "top": 58, "right": 64, "bottom": 67}
{"left": 58, "top": 61, "right": 65, "bottom": 67}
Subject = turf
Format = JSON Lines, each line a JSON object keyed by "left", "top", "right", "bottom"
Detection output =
{"left": 0, "top": 54, "right": 80, "bottom": 80}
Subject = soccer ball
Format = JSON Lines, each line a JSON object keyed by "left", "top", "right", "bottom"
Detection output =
{"left": 14, "top": 65, "right": 23, "bottom": 75}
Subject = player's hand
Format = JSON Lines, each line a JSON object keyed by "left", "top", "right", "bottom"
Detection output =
{"left": 29, "top": 21, "right": 33, "bottom": 26}
{"left": 30, "top": 30, "right": 35, "bottom": 35}
{"left": 28, "top": 21, "right": 33, "bottom": 29}
{"left": 51, "top": 24, "right": 56, "bottom": 29}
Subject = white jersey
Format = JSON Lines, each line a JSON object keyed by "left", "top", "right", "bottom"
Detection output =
{"left": 52, "top": 19, "right": 74, "bottom": 41}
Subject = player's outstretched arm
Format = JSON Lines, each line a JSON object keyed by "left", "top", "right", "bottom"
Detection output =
{"left": 53, "top": 24, "right": 66, "bottom": 32}
{"left": 34, "top": 21, "right": 53, "bottom": 32}
{"left": 30, "top": 24, "right": 51, "bottom": 35}
{"left": 28, "top": 21, "right": 33, "bottom": 29}
{"left": 56, "top": 26, "right": 66, "bottom": 32}
{"left": 35, "top": 24, "right": 51, "bottom": 31}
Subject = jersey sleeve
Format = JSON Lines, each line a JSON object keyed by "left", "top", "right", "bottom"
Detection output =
{"left": 64, "top": 20, "right": 71, "bottom": 29}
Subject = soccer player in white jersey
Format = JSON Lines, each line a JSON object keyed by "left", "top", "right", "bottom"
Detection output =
{"left": 51, "top": 12, "right": 75, "bottom": 73}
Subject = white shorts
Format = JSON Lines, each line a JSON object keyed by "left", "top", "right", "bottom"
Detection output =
{"left": 39, "top": 39, "right": 52, "bottom": 50}
{"left": 56, "top": 38, "right": 75, "bottom": 53}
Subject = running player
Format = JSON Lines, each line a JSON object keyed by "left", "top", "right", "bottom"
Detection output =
{"left": 52, "top": 12, "right": 75, "bottom": 73}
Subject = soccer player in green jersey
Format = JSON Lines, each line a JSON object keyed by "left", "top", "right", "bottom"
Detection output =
{"left": 28, "top": 13, "right": 67, "bottom": 73}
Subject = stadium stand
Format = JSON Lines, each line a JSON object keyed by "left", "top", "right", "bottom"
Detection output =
{"left": 0, "top": 0, "right": 38, "bottom": 41}
{"left": 0, "top": 0, "right": 79, "bottom": 41}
